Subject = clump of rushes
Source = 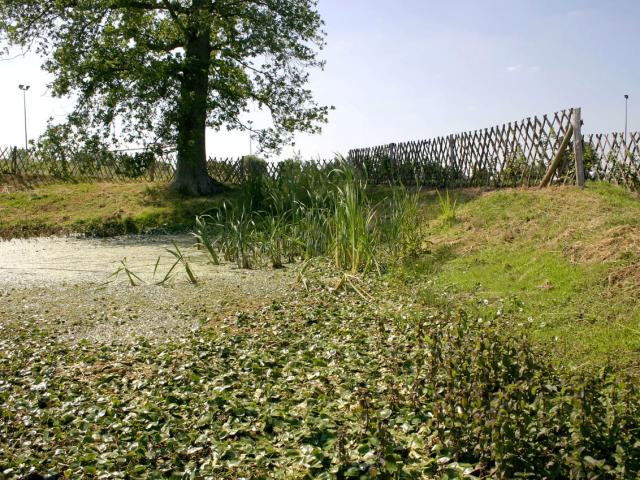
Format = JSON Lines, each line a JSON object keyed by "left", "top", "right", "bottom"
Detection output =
{"left": 382, "top": 183, "right": 423, "bottom": 256}
{"left": 192, "top": 215, "right": 219, "bottom": 265}
{"left": 215, "top": 202, "right": 256, "bottom": 269}
{"left": 436, "top": 188, "right": 458, "bottom": 225}
{"left": 329, "top": 163, "right": 379, "bottom": 274}
{"left": 188, "top": 156, "right": 426, "bottom": 273}
{"left": 261, "top": 214, "right": 288, "bottom": 269}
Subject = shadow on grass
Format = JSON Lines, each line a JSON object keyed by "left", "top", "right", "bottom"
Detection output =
{"left": 392, "top": 243, "right": 457, "bottom": 282}
{"left": 85, "top": 184, "right": 241, "bottom": 237}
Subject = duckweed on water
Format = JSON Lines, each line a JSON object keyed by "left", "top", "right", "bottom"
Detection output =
{"left": 1, "top": 278, "right": 639, "bottom": 479}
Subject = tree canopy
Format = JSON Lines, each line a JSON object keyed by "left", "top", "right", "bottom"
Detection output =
{"left": 0, "top": 0, "right": 330, "bottom": 194}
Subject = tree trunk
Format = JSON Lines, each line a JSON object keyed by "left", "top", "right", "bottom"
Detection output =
{"left": 170, "top": 16, "right": 223, "bottom": 196}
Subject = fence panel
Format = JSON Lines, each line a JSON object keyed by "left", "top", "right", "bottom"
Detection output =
{"left": 348, "top": 109, "right": 578, "bottom": 187}
{"left": 583, "top": 132, "right": 640, "bottom": 191}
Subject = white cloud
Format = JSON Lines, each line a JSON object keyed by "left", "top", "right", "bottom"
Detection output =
{"left": 506, "top": 64, "right": 540, "bottom": 73}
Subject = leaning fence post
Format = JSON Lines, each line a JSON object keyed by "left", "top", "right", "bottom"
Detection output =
{"left": 539, "top": 124, "right": 574, "bottom": 188}
{"left": 572, "top": 108, "right": 585, "bottom": 187}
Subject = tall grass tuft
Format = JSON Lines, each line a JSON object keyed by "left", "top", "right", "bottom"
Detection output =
{"left": 193, "top": 215, "right": 220, "bottom": 265}
{"left": 437, "top": 189, "right": 458, "bottom": 225}
{"left": 382, "top": 184, "right": 423, "bottom": 256}
{"left": 329, "top": 163, "right": 378, "bottom": 274}
{"left": 215, "top": 202, "right": 256, "bottom": 269}
{"left": 166, "top": 241, "right": 198, "bottom": 284}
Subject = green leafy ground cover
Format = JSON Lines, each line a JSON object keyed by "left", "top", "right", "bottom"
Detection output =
{"left": 2, "top": 273, "right": 639, "bottom": 479}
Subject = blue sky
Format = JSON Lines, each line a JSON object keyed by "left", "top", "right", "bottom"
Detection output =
{"left": 0, "top": 0, "right": 637, "bottom": 158}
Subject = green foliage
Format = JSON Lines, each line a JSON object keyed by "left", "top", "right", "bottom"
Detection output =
{"left": 329, "top": 164, "right": 378, "bottom": 273}
{"left": 356, "top": 154, "right": 459, "bottom": 188}
{"left": 1, "top": 282, "right": 639, "bottom": 478}
{"left": 32, "top": 123, "right": 158, "bottom": 179}
{"left": 379, "top": 185, "right": 424, "bottom": 257}
{"left": 193, "top": 159, "right": 423, "bottom": 272}
{"left": 166, "top": 240, "right": 198, "bottom": 284}
{"left": 33, "top": 124, "right": 73, "bottom": 178}
{"left": 238, "top": 155, "right": 269, "bottom": 208}
{"left": 583, "top": 142, "right": 603, "bottom": 180}
{"left": 34, "top": 123, "right": 116, "bottom": 178}
{"left": 192, "top": 215, "right": 220, "bottom": 265}
{"left": 500, "top": 149, "right": 530, "bottom": 186}
{"left": 215, "top": 202, "right": 258, "bottom": 269}
{"left": 436, "top": 189, "right": 458, "bottom": 225}
{"left": 419, "top": 161, "right": 463, "bottom": 188}
{"left": 609, "top": 153, "right": 640, "bottom": 191}
{"left": 0, "top": 0, "right": 330, "bottom": 153}
{"left": 469, "top": 165, "right": 493, "bottom": 186}
{"left": 114, "top": 150, "right": 155, "bottom": 179}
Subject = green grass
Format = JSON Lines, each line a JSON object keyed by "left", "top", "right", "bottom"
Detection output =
{"left": 2, "top": 179, "right": 638, "bottom": 372}
{"left": 0, "top": 182, "right": 231, "bottom": 238}
{"left": 394, "top": 182, "right": 640, "bottom": 373}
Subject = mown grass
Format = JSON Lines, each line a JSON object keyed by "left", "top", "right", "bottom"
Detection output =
{"left": 397, "top": 182, "right": 640, "bottom": 373}
{"left": 0, "top": 182, "right": 230, "bottom": 238}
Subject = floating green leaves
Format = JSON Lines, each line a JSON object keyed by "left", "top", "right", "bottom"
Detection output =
{"left": 1, "top": 281, "right": 639, "bottom": 478}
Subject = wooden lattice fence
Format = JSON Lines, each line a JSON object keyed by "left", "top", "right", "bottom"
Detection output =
{"left": 0, "top": 146, "right": 178, "bottom": 184}
{"left": 348, "top": 109, "right": 584, "bottom": 187}
{"left": 0, "top": 146, "right": 341, "bottom": 187}
{"left": 583, "top": 132, "right": 640, "bottom": 191}
{"left": 1, "top": 106, "right": 639, "bottom": 190}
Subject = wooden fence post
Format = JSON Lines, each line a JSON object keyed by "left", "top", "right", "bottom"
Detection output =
{"left": 448, "top": 135, "right": 456, "bottom": 167}
{"left": 539, "top": 124, "right": 574, "bottom": 188}
{"left": 572, "top": 108, "right": 585, "bottom": 187}
{"left": 388, "top": 142, "right": 397, "bottom": 180}
{"left": 11, "top": 147, "right": 18, "bottom": 175}
{"left": 447, "top": 135, "right": 456, "bottom": 187}
{"left": 149, "top": 157, "right": 156, "bottom": 182}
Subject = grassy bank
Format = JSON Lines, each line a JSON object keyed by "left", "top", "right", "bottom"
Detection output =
{"left": 0, "top": 182, "right": 227, "bottom": 238}
{"left": 403, "top": 182, "right": 640, "bottom": 372}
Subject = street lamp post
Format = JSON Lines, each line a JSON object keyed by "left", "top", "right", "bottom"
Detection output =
{"left": 624, "top": 94, "right": 629, "bottom": 146}
{"left": 18, "top": 84, "right": 31, "bottom": 150}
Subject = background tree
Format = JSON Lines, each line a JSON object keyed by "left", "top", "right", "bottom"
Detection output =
{"left": 0, "top": 0, "right": 330, "bottom": 195}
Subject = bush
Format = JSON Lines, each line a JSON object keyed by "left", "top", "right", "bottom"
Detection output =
{"left": 115, "top": 150, "right": 155, "bottom": 178}
{"left": 34, "top": 123, "right": 116, "bottom": 179}
{"left": 500, "top": 150, "right": 530, "bottom": 186}
{"left": 238, "top": 155, "right": 269, "bottom": 207}
{"left": 408, "top": 314, "right": 640, "bottom": 478}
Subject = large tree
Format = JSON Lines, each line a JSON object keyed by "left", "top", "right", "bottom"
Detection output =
{"left": 0, "top": 0, "right": 330, "bottom": 195}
